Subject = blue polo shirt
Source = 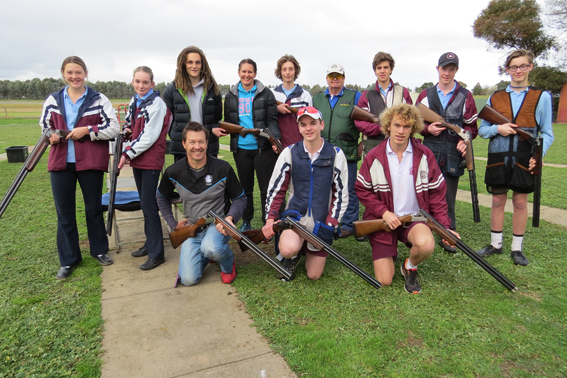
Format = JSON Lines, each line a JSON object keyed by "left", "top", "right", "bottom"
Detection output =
{"left": 63, "top": 86, "right": 88, "bottom": 163}
{"left": 325, "top": 87, "right": 361, "bottom": 109}
{"left": 135, "top": 88, "right": 154, "bottom": 107}
{"left": 436, "top": 82, "right": 457, "bottom": 109}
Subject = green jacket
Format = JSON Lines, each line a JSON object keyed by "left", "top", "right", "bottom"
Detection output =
{"left": 313, "top": 88, "right": 359, "bottom": 161}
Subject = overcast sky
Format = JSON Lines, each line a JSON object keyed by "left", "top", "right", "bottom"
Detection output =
{"left": 1, "top": 0, "right": 542, "bottom": 91}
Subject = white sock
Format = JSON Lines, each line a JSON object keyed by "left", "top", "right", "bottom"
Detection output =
{"left": 405, "top": 258, "right": 417, "bottom": 270}
{"left": 511, "top": 234, "right": 524, "bottom": 251}
{"left": 491, "top": 231, "right": 503, "bottom": 249}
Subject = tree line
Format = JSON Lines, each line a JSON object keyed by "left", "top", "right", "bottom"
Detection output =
{"left": 0, "top": 79, "right": 379, "bottom": 101}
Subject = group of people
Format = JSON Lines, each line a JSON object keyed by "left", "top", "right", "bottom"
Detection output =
{"left": 40, "top": 46, "right": 553, "bottom": 294}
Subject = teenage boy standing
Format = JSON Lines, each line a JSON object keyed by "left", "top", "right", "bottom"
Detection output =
{"left": 416, "top": 52, "right": 478, "bottom": 252}
{"left": 356, "top": 52, "right": 413, "bottom": 158}
{"left": 476, "top": 49, "right": 554, "bottom": 266}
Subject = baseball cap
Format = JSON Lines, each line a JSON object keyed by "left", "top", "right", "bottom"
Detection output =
{"left": 326, "top": 64, "right": 345, "bottom": 75}
{"left": 438, "top": 52, "right": 459, "bottom": 67}
{"left": 297, "top": 106, "right": 323, "bottom": 121}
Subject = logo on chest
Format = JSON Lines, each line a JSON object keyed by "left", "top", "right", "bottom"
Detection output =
{"left": 205, "top": 175, "right": 213, "bottom": 185}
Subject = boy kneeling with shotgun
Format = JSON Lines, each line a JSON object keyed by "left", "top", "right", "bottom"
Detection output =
{"left": 355, "top": 104, "right": 458, "bottom": 293}
{"left": 262, "top": 106, "right": 349, "bottom": 281}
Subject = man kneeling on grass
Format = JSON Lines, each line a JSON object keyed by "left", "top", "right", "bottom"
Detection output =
{"left": 156, "top": 122, "right": 246, "bottom": 286}
{"left": 262, "top": 106, "right": 349, "bottom": 281}
{"left": 355, "top": 104, "right": 458, "bottom": 293}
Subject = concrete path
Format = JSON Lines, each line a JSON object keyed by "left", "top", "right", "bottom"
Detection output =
{"left": 100, "top": 163, "right": 296, "bottom": 378}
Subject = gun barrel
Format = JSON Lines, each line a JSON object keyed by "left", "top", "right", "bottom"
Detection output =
{"left": 209, "top": 210, "right": 292, "bottom": 279}
{"left": 419, "top": 209, "right": 517, "bottom": 291}
{"left": 282, "top": 217, "right": 382, "bottom": 290}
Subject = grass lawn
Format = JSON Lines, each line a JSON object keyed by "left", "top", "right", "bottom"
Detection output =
{"left": 0, "top": 118, "right": 566, "bottom": 377}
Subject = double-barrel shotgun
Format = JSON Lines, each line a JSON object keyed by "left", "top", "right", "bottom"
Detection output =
{"left": 218, "top": 121, "right": 283, "bottom": 153}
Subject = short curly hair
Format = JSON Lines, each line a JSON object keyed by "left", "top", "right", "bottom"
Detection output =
{"left": 380, "top": 104, "right": 423, "bottom": 138}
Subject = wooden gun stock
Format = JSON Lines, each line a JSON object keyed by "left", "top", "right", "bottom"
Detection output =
{"left": 353, "top": 214, "right": 416, "bottom": 237}
{"left": 219, "top": 121, "right": 260, "bottom": 137}
{"left": 239, "top": 229, "right": 270, "bottom": 252}
{"left": 350, "top": 106, "right": 380, "bottom": 124}
{"left": 478, "top": 105, "right": 537, "bottom": 144}
{"left": 169, "top": 218, "right": 207, "bottom": 249}
{"left": 218, "top": 121, "right": 282, "bottom": 153}
{"left": 417, "top": 103, "right": 467, "bottom": 137}
{"left": 276, "top": 101, "right": 299, "bottom": 114}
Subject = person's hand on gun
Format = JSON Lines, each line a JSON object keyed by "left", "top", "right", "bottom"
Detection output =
{"left": 272, "top": 143, "right": 280, "bottom": 154}
{"left": 382, "top": 211, "right": 401, "bottom": 230}
{"left": 277, "top": 103, "right": 292, "bottom": 114}
{"left": 456, "top": 139, "right": 467, "bottom": 157}
{"left": 217, "top": 216, "right": 235, "bottom": 236}
{"left": 497, "top": 123, "right": 518, "bottom": 137}
{"left": 262, "top": 218, "right": 281, "bottom": 239}
{"left": 49, "top": 133, "right": 61, "bottom": 145}
{"left": 174, "top": 219, "right": 189, "bottom": 231}
{"left": 529, "top": 157, "right": 538, "bottom": 174}
{"left": 212, "top": 127, "right": 228, "bottom": 138}
{"left": 441, "top": 229, "right": 461, "bottom": 247}
{"left": 117, "top": 155, "right": 129, "bottom": 170}
{"left": 66, "top": 126, "right": 90, "bottom": 141}
{"left": 427, "top": 121, "right": 444, "bottom": 136}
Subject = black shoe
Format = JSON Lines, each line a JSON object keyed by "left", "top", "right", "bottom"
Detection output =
{"left": 400, "top": 259, "right": 421, "bottom": 294}
{"left": 140, "top": 258, "right": 165, "bottom": 270}
{"left": 94, "top": 254, "right": 114, "bottom": 266}
{"left": 511, "top": 250, "right": 529, "bottom": 266}
{"left": 355, "top": 234, "right": 369, "bottom": 242}
{"left": 339, "top": 228, "right": 353, "bottom": 238}
{"left": 56, "top": 265, "right": 76, "bottom": 280}
{"left": 438, "top": 239, "right": 457, "bottom": 253}
{"left": 278, "top": 256, "right": 300, "bottom": 282}
{"left": 131, "top": 246, "right": 148, "bottom": 258}
{"left": 476, "top": 244, "right": 503, "bottom": 258}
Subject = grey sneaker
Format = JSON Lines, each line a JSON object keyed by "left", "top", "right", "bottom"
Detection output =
{"left": 511, "top": 250, "right": 529, "bottom": 266}
{"left": 476, "top": 245, "right": 503, "bottom": 258}
{"left": 400, "top": 259, "right": 421, "bottom": 294}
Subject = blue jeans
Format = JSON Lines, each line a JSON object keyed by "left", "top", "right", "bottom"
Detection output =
{"left": 178, "top": 224, "right": 233, "bottom": 286}
{"left": 340, "top": 161, "right": 359, "bottom": 232}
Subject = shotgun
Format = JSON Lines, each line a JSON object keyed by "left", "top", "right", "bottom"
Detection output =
{"left": 273, "top": 217, "right": 382, "bottom": 290}
{"left": 417, "top": 103, "right": 480, "bottom": 223}
{"left": 106, "top": 130, "right": 129, "bottom": 236}
{"left": 477, "top": 105, "right": 542, "bottom": 227}
{"left": 208, "top": 210, "right": 292, "bottom": 280}
{"left": 218, "top": 121, "right": 283, "bottom": 153}
{"left": 353, "top": 213, "right": 427, "bottom": 237}
{"left": 0, "top": 129, "right": 76, "bottom": 218}
{"left": 418, "top": 209, "right": 517, "bottom": 292}
{"left": 281, "top": 101, "right": 381, "bottom": 124}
